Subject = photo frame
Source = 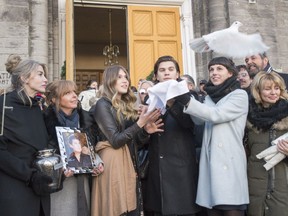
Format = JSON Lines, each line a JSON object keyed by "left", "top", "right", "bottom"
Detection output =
{"left": 55, "top": 126, "right": 97, "bottom": 174}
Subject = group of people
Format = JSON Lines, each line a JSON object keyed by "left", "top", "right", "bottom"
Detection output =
{"left": 0, "top": 52, "right": 288, "bottom": 216}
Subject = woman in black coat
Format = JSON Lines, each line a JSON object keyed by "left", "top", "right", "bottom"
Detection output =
{"left": 0, "top": 55, "right": 53, "bottom": 216}
{"left": 43, "top": 80, "right": 103, "bottom": 216}
{"left": 144, "top": 56, "right": 200, "bottom": 215}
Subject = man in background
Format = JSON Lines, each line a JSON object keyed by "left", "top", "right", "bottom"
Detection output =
{"left": 245, "top": 52, "right": 288, "bottom": 88}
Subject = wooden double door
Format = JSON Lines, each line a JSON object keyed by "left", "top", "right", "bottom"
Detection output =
{"left": 67, "top": 3, "right": 183, "bottom": 86}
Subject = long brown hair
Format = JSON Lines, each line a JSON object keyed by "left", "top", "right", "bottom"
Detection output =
{"left": 101, "top": 65, "right": 138, "bottom": 122}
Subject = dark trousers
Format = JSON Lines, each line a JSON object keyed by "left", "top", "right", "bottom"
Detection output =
{"left": 145, "top": 211, "right": 196, "bottom": 216}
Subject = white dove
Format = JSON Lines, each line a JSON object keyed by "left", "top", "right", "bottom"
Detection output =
{"left": 189, "top": 21, "right": 269, "bottom": 59}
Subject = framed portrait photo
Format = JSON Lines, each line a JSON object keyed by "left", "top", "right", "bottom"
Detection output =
{"left": 55, "top": 126, "right": 98, "bottom": 174}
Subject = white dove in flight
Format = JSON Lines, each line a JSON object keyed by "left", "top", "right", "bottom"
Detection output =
{"left": 189, "top": 21, "right": 269, "bottom": 59}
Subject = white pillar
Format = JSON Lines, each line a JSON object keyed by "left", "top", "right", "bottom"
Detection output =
{"left": 180, "top": 0, "right": 197, "bottom": 81}
{"left": 58, "top": 0, "right": 66, "bottom": 80}
{"left": 30, "top": 0, "right": 48, "bottom": 64}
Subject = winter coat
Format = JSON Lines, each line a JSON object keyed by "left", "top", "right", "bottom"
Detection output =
{"left": 0, "top": 90, "right": 50, "bottom": 216}
{"left": 145, "top": 101, "right": 200, "bottom": 215}
{"left": 184, "top": 89, "right": 249, "bottom": 209}
{"left": 91, "top": 97, "right": 150, "bottom": 216}
{"left": 246, "top": 117, "right": 288, "bottom": 216}
{"left": 43, "top": 105, "right": 95, "bottom": 216}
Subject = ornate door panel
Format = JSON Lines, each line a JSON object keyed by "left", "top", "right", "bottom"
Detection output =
{"left": 75, "top": 70, "right": 103, "bottom": 93}
{"left": 127, "top": 5, "right": 182, "bottom": 85}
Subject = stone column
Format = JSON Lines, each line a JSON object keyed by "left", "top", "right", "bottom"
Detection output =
{"left": 29, "top": 0, "right": 48, "bottom": 65}
{"left": 181, "top": 0, "right": 197, "bottom": 81}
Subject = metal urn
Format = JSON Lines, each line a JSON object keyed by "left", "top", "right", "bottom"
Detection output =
{"left": 33, "top": 149, "right": 63, "bottom": 190}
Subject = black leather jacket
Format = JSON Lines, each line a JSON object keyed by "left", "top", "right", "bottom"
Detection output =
{"left": 93, "top": 97, "right": 149, "bottom": 150}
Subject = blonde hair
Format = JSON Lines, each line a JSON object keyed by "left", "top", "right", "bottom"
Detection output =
{"left": 5, "top": 54, "right": 22, "bottom": 73}
{"left": 5, "top": 54, "right": 47, "bottom": 106}
{"left": 251, "top": 71, "right": 288, "bottom": 105}
{"left": 45, "top": 80, "right": 77, "bottom": 112}
{"left": 101, "top": 65, "right": 138, "bottom": 122}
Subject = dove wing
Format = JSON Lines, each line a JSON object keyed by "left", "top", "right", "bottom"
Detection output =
{"left": 189, "top": 28, "right": 231, "bottom": 53}
{"left": 189, "top": 37, "right": 211, "bottom": 52}
{"left": 206, "top": 31, "right": 269, "bottom": 58}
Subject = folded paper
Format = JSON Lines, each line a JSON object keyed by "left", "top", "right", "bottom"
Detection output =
{"left": 256, "top": 137, "right": 287, "bottom": 171}
{"left": 146, "top": 80, "right": 189, "bottom": 114}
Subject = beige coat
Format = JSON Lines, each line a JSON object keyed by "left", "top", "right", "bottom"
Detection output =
{"left": 91, "top": 141, "right": 137, "bottom": 216}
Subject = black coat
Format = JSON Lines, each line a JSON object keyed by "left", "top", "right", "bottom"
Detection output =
{"left": 144, "top": 101, "right": 200, "bottom": 215}
{"left": 0, "top": 91, "right": 50, "bottom": 216}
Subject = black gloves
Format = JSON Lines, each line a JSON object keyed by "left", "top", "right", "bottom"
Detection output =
{"left": 29, "top": 171, "right": 53, "bottom": 196}
{"left": 175, "top": 93, "right": 191, "bottom": 107}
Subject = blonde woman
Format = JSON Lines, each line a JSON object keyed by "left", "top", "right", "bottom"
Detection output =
{"left": 44, "top": 80, "right": 103, "bottom": 216}
{"left": 246, "top": 71, "right": 288, "bottom": 216}
{"left": 0, "top": 55, "right": 52, "bottom": 216}
{"left": 91, "top": 65, "right": 163, "bottom": 216}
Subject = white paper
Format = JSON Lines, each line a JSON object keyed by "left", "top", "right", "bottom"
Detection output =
{"left": 256, "top": 145, "right": 278, "bottom": 159}
{"left": 264, "top": 152, "right": 277, "bottom": 162}
{"left": 271, "top": 132, "right": 288, "bottom": 145}
{"left": 146, "top": 80, "right": 189, "bottom": 114}
{"left": 263, "top": 152, "right": 286, "bottom": 171}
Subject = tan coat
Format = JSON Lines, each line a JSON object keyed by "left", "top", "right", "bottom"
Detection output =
{"left": 91, "top": 141, "right": 137, "bottom": 216}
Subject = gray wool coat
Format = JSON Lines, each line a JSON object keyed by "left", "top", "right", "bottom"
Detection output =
{"left": 184, "top": 89, "right": 249, "bottom": 209}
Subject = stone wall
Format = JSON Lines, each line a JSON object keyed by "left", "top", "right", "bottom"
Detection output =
{"left": 192, "top": 0, "right": 288, "bottom": 83}
{"left": 0, "top": 0, "right": 59, "bottom": 89}
{"left": 1, "top": 0, "right": 287, "bottom": 88}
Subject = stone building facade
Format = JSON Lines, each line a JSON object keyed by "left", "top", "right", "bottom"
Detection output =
{"left": 0, "top": 0, "right": 287, "bottom": 88}
{"left": 0, "top": 0, "right": 61, "bottom": 88}
{"left": 192, "top": 0, "right": 288, "bottom": 80}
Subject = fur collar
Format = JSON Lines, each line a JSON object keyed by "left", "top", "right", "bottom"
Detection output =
{"left": 247, "top": 115, "right": 288, "bottom": 134}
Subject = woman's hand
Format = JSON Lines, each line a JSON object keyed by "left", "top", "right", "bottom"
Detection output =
{"left": 137, "top": 106, "right": 161, "bottom": 128}
{"left": 144, "top": 118, "right": 164, "bottom": 134}
{"left": 92, "top": 163, "right": 104, "bottom": 177}
{"left": 277, "top": 139, "right": 288, "bottom": 156}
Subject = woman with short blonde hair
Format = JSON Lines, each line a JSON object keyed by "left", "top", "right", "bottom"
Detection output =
{"left": 246, "top": 71, "right": 288, "bottom": 216}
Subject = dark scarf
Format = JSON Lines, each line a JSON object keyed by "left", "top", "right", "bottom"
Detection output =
{"left": 56, "top": 108, "right": 79, "bottom": 128}
{"left": 248, "top": 98, "right": 288, "bottom": 131}
{"left": 55, "top": 108, "right": 88, "bottom": 216}
{"left": 204, "top": 76, "right": 240, "bottom": 104}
